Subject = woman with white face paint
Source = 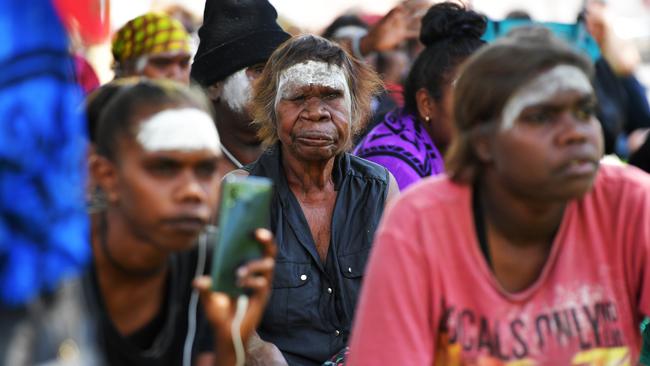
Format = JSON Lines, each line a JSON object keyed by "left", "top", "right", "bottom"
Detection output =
{"left": 225, "top": 35, "right": 399, "bottom": 365}
{"left": 349, "top": 30, "right": 650, "bottom": 365}
{"left": 86, "top": 79, "right": 276, "bottom": 366}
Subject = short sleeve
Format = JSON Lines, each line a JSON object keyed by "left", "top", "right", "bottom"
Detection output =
{"left": 347, "top": 196, "right": 439, "bottom": 365}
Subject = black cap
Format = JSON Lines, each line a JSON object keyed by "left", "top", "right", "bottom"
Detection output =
{"left": 191, "top": 0, "right": 290, "bottom": 86}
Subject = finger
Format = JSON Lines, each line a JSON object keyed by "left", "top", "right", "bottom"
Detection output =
{"left": 194, "top": 276, "right": 234, "bottom": 328}
{"left": 238, "top": 276, "right": 270, "bottom": 294}
{"left": 239, "top": 257, "right": 274, "bottom": 277}
{"left": 254, "top": 228, "right": 277, "bottom": 258}
{"left": 193, "top": 275, "right": 213, "bottom": 294}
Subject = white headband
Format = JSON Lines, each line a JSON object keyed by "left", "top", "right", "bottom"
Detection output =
{"left": 136, "top": 108, "right": 221, "bottom": 154}
{"left": 501, "top": 65, "right": 593, "bottom": 130}
{"left": 275, "top": 60, "right": 352, "bottom": 118}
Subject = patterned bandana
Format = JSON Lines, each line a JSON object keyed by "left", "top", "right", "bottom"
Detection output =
{"left": 112, "top": 12, "right": 190, "bottom": 63}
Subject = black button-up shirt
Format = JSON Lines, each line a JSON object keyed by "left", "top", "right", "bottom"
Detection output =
{"left": 246, "top": 145, "right": 390, "bottom": 365}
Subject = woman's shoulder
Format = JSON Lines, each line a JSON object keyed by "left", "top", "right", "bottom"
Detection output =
{"left": 347, "top": 153, "right": 390, "bottom": 182}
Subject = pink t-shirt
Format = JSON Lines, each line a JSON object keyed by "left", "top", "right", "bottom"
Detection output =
{"left": 348, "top": 165, "right": 650, "bottom": 365}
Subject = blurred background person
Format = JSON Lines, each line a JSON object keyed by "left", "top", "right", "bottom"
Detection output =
{"left": 111, "top": 12, "right": 192, "bottom": 84}
{"left": 581, "top": 0, "right": 650, "bottom": 158}
{"left": 0, "top": 0, "right": 98, "bottom": 364}
{"left": 354, "top": 2, "right": 487, "bottom": 190}
{"left": 190, "top": 0, "right": 290, "bottom": 176}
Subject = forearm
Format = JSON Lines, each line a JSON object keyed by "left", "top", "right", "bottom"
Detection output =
{"left": 245, "top": 332, "right": 288, "bottom": 366}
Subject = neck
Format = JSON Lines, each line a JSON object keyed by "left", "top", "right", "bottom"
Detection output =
{"left": 91, "top": 211, "right": 169, "bottom": 283}
{"left": 220, "top": 137, "right": 263, "bottom": 166}
{"left": 479, "top": 173, "right": 566, "bottom": 246}
{"left": 281, "top": 145, "right": 336, "bottom": 195}
{"left": 420, "top": 115, "right": 448, "bottom": 154}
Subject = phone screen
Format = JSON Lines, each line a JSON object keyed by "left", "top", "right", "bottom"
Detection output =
{"left": 210, "top": 175, "right": 273, "bottom": 296}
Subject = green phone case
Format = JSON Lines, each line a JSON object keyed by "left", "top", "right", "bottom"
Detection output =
{"left": 211, "top": 175, "right": 273, "bottom": 296}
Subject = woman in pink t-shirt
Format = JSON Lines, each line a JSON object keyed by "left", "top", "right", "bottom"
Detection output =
{"left": 348, "top": 28, "right": 650, "bottom": 365}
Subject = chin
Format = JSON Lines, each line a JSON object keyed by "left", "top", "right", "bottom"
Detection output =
{"left": 555, "top": 177, "right": 598, "bottom": 201}
{"left": 291, "top": 144, "right": 339, "bottom": 162}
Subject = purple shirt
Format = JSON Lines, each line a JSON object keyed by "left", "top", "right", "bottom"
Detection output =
{"left": 353, "top": 109, "right": 444, "bottom": 190}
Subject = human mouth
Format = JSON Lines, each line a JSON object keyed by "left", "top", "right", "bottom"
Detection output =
{"left": 295, "top": 133, "right": 335, "bottom": 147}
{"left": 162, "top": 216, "right": 208, "bottom": 233}
{"left": 562, "top": 158, "right": 598, "bottom": 177}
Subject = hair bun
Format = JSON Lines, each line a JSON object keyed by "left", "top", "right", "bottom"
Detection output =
{"left": 419, "top": 2, "right": 487, "bottom": 46}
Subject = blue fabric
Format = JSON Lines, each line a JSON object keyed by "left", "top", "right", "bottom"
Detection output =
{"left": 482, "top": 19, "right": 601, "bottom": 62}
{"left": 0, "top": 0, "right": 89, "bottom": 306}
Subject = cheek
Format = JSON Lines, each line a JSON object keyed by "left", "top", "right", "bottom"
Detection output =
{"left": 588, "top": 119, "right": 605, "bottom": 154}
{"left": 118, "top": 170, "right": 167, "bottom": 213}
{"left": 494, "top": 131, "right": 550, "bottom": 173}
{"left": 142, "top": 65, "right": 166, "bottom": 79}
{"left": 329, "top": 101, "right": 352, "bottom": 130}
{"left": 205, "top": 175, "right": 221, "bottom": 201}
{"left": 275, "top": 105, "right": 300, "bottom": 136}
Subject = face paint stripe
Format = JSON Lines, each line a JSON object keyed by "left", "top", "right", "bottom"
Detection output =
{"left": 501, "top": 65, "right": 593, "bottom": 130}
{"left": 275, "top": 60, "right": 352, "bottom": 119}
{"left": 136, "top": 108, "right": 221, "bottom": 154}
{"left": 221, "top": 68, "right": 252, "bottom": 114}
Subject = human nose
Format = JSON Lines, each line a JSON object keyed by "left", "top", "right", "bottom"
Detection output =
{"left": 555, "top": 111, "right": 590, "bottom": 146}
{"left": 168, "top": 63, "right": 190, "bottom": 84}
{"left": 175, "top": 170, "right": 208, "bottom": 204}
{"left": 302, "top": 97, "right": 330, "bottom": 121}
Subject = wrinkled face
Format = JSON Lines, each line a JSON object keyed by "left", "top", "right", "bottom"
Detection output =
{"left": 486, "top": 64, "right": 603, "bottom": 201}
{"left": 275, "top": 60, "right": 352, "bottom": 162}
{"left": 139, "top": 51, "right": 192, "bottom": 84}
{"left": 113, "top": 106, "right": 222, "bottom": 251}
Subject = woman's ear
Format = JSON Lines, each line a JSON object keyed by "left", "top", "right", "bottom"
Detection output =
{"left": 472, "top": 126, "right": 494, "bottom": 164}
{"left": 415, "top": 88, "right": 437, "bottom": 122}
{"left": 89, "top": 153, "right": 120, "bottom": 203}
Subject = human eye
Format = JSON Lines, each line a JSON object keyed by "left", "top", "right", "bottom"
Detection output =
{"left": 149, "top": 58, "right": 172, "bottom": 68}
{"left": 147, "top": 159, "right": 180, "bottom": 177}
{"left": 520, "top": 109, "right": 554, "bottom": 124}
{"left": 324, "top": 91, "right": 343, "bottom": 100}
{"left": 287, "top": 94, "right": 305, "bottom": 102}
{"left": 195, "top": 160, "right": 217, "bottom": 178}
{"left": 573, "top": 102, "right": 596, "bottom": 121}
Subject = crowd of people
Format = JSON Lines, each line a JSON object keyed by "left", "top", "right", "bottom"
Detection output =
{"left": 2, "top": 0, "right": 650, "bottom": 365}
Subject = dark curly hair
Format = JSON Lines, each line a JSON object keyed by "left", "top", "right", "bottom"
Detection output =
{"left": 403, "top": 2, "right": 486, "bottom": 115}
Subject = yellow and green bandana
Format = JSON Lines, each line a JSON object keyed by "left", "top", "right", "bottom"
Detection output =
{"left": 112, "top": 12, "right": 191, "bottom": 63}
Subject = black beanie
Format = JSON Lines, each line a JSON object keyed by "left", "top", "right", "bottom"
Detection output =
{"left": 190, "top": 0, "right": 290, "bottom": 87}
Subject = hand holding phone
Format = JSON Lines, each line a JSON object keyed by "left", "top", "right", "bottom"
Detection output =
{"left": 210, "top": 175, "right": 273, "bottom": 297}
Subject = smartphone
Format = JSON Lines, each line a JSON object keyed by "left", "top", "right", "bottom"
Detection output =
{"left": 211, "top": 175, "right": 273, "bottom": 296}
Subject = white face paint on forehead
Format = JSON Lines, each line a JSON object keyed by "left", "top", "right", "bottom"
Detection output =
{"left": 221, "top": 68, "right": 252, "bottom": 114}
{"left": 136, "top": 108, "right": 221, "bottom": 154}
{"left": 275, "top": 60, "right": 352, "bottom": 118}
{"left": 501, "top": 64, "right": 594, "bottom": 130}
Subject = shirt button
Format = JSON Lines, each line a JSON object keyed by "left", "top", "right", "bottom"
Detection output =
{"left": 335, "top": 330, "right": 340, "bottom": 336}
{"left": 300, "top": 274, "right": 307, "bottom": 281}
{"left": 327, "top": 287, "right": 333, "bottom": 294}
{"left": 347, "top": 267, "right": 352, "bottom": 273}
